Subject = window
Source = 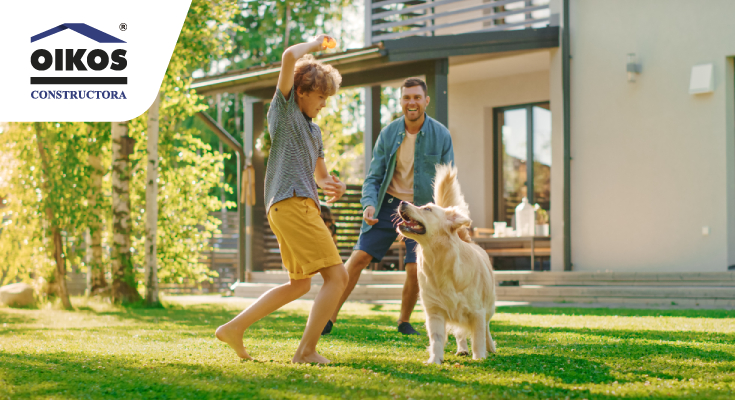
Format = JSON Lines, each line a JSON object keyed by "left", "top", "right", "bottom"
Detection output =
{"left": 494, "top": 102, "right": 551, "bottom": 225}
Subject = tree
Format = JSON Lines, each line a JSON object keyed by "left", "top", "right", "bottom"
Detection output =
{"left": 228, "top": 0, "right": 345, "bottom": 69}
{"left": 0, "top": 122, "right": 100, "bottom": 307}
{"left": 111, "top": 121, "right": 141, "bottom": 304}
{"left": 34, "top": 123, "right": 71, "bottom": 309}
{"left": 128, "top": 0, "right": 240, "bottom": 292}
{"left": 85, "top": 122, "right": 111, "bottom": 294}
{"left": 144, "top": 93, "right": 161, "bottom": 306}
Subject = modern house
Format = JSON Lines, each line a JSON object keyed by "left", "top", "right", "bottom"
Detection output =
{"left": 191, "top": 0, "right": 735, "bottom": 290}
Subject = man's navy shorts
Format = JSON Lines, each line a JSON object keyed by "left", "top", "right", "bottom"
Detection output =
{"left": 354, "top": 194, "right": 418, "bottom": 264}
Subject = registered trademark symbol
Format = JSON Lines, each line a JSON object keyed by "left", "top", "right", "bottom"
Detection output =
{"left": 119, "top": 23, "right": 127, "bottom": 31}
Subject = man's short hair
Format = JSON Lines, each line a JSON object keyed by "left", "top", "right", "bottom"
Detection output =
{"left": 294, "top": 54, "right": 342, "bottom": 96}
{"left": 401, "top": 77, "right": 427, "bottom": 96}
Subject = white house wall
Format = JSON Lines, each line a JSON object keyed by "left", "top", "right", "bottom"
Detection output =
{"left": 448, "top": 63, "right": 550, "bottom": 228}
{"left": 568, "top": 0, "right": 735, "bottom": 272}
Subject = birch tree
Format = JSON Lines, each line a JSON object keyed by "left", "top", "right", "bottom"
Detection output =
{"left": 144, "top": 93, "right": 161, "bottom": 306}
{"left": 85, "top": 122, "right": 110, "bottom": 294}
{"left": 111, "top": 121, "right": 140, "bottom": 303}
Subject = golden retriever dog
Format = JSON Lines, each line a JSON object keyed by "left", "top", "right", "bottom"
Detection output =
{"left": 397, "top": 164, "right": 497, "bottom": 364}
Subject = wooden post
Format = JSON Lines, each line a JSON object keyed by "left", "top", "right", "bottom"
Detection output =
{"left": 364, "top": 85, "right": 381, "bottom": 177}
{"left": 425, "top": 58, "right": 449, "bottom": 127}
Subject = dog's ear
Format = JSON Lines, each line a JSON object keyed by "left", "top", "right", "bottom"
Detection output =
{"left": 446, "top": 206, "right": 471, "bottom": 232}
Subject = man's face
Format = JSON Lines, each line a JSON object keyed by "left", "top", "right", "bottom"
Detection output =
{"left": 297, "top": 89, "right": 328, "bottom": 119}
{"left": 400, "top": 85, "right": 430, "bottom": 122}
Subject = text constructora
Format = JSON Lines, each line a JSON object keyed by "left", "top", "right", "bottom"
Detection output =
{"left": 31, "top": 90, "right": 128, "bottom": 100}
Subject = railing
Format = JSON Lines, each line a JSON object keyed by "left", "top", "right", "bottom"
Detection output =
{"left": 367, "top": 0, "right": 552, "bottom": 43}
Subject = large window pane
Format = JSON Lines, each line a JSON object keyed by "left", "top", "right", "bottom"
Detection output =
{"left": 499, "top": 108, "right": 528, "bottom": 224}
{"left": 533, "top": 105, "right": 551, "bottom": 213}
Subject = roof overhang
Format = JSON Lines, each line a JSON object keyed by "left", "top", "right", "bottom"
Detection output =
{"left": 191, "top": 27, "right": 559, "bottom": 99}
{"left": 383, "top": 26, "right": 559, "bottom": 62}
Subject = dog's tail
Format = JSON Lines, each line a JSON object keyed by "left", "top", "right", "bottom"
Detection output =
{"left": 433, "top": 164, "right": 469, "bottom": 215}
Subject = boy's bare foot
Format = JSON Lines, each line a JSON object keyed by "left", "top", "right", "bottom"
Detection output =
{"left": 215, "top": 325, "right": 253, "bottom": 360}
{"left": 292, "top": 350, "right": 331, "bottom": 364}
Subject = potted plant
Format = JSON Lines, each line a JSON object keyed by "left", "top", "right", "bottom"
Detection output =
{"left": 534, "top": 204, "right": 550, "bottom": 236}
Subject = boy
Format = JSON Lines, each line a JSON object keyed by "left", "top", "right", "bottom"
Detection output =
{"left": 216, "top": 35, "right": 348, "bottom": 364}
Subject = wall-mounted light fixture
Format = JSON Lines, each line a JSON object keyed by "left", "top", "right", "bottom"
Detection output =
{"left": 689, "top": 63, "right": 714, "bottom": 94}
{"left": 627, "top": 53, "right": 641, "bottom": 82}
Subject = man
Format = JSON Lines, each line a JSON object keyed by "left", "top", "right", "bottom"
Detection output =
{"left": 324, "top": 77, "right": 454, "bottom": 335}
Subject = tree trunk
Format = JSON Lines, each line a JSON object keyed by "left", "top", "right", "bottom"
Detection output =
{"left": 111, "top": 121, "right": 141, "bottom": 304}
{"left": 34, "top": 123, "right": 72, "bottom": 309}
{"left": 145, "top": 93, "right": 161, "bottom": 306}
{"left": 88, "top": 154, "right": 107, "bottom": 293}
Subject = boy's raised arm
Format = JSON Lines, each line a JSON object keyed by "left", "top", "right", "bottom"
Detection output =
{"left": 277, "top": 35, "right": 335, "bottom": 99}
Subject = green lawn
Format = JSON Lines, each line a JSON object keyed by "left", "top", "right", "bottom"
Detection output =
{"left": 1, "top": 297, "right": 734, "bottom": 399}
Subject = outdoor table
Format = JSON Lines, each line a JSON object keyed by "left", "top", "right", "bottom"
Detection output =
{"left": 473, "top": 236, "right": 551, "bottom": 271}
{"left": 387, "top": 236, "right": 551, "bottom": 271}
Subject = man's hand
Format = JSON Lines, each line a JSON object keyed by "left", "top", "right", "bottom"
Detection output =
{"left": 323, "top": 175, "right": 346, "bottom": 204}
{"left": 363, "top": 206, "right": 379, "bottom": 225}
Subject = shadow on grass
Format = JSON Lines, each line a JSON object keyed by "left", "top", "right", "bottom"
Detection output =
{"left": 0, "top": 349, "right": 665, "bottom": 400}
{"left": 491, "top": 318, "right": 735, "bottom": 346}
{"left": 3, "top": 302, "right": 735, "bottom": 398}
{"left": 497, "top": 306, "right": 735, "bottom": 319}
{"left": 0, "top": 310, "right": 37, "bottom": 326}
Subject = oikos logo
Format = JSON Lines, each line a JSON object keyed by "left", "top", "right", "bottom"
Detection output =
{"left": 29, "top": 23, "right": 128, "bottom": 100}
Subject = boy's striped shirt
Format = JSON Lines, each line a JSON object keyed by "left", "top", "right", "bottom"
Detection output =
{"left": 264, "top": 87, "right": 324, "bottom": 214}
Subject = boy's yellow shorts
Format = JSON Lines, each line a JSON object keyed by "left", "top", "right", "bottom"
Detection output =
{"left": 267, "top": 196, "right": 343, "bottom": 280}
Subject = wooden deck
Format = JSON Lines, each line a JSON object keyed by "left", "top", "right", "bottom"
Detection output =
{"left": 233, "top": 271, "right": 735, "bottom": 307}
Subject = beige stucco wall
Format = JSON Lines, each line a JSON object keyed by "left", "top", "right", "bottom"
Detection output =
{"left": 448, "top": 67, "right": 550, "bottom": 228}
{"left": 568, "top": 0, "right": 735, "bottom": 272}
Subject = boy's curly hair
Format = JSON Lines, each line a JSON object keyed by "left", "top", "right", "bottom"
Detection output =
{"left": 294, "top": 54, "right": 342, "bottom": 96}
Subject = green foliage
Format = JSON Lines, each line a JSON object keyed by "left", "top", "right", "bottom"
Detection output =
{"left": 315, "top": 88, "right": 365, "bottom": 184}
{"left": 0, "top": 123, "right": 103, "bottom": 286}
{"left": 228, "top": 0, "right": 348, "bottom": 69}
{"left": 214, "top": 0, "right": 365, "bottom": 189}
{"left": 0, "top": 1, "right": 241, "bottom": 288}
{"left": 127, "top": 0, "right": 240, "bottom": 286}
{"left": 2, "top": 299, "right": 735, "bottom": 398}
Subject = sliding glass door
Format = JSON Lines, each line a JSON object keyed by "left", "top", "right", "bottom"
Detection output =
{"left": 494, "top": 102, "right": 551, "bottom": 225}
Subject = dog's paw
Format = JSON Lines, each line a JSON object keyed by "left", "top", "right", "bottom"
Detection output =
{"left": 426, "top": 355, "right": 443, "bottom": 365}
{"left": 455, "top": 350, "right": 470, "bottom": 357}
{"left": 488, "top": 340, "right": 497, "bottom": 354}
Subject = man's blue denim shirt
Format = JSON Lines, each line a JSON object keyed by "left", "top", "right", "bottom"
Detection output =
{"left": 360, "top": 114, "right": 454, "bottom": 233}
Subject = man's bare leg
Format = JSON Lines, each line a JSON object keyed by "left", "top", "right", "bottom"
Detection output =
{"left": 293, "top": 263, "right": 348, "bottom": 363}
{"left": 216, "top": 278, "right": 312, "bottom": 360}
{"left": 330, "top": 250, "right": 373, "bottom": 323}
{"left": 398, "top": 262, "right": 419, "bottom": 324}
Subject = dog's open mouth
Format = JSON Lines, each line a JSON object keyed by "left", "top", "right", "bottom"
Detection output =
{"left": 398, "top": 209, "right": 426, "bottom": 235}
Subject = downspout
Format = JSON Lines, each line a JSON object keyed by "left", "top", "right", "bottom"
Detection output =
{"left": 562, "top": 0, "right": 572, "bottom": 271}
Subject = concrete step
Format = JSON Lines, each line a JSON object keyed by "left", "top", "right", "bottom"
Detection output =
{"left": 246, "top": 270, "right": 407, "bottom": 285}
{"left": 232, "top": 271, "right": 735, "bottom": 307}
{"left": 494, "top": 271, "right": 735, "bottom": 286}
{"left": 234, "top": 282, "right": 404, "bottom": 301}
{"left": 497, "top": 285, "right": 735, "bottom": 307}
{"left": 246, "top": 270, "right": 735, "bottom": 286}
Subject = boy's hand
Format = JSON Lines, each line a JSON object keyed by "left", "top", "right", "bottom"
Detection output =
{"left": 324, "top": 175, "right": 346, "bottom": 204}
{"left": 363, "top": 206, "right": 379, "bottom": 226}
{"left": 314, "top": 34, "right": 338, "bottom": 51}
